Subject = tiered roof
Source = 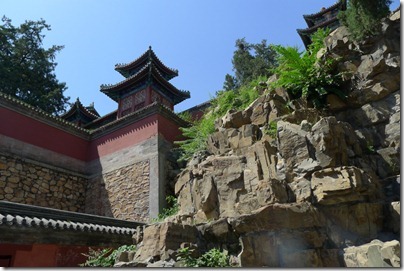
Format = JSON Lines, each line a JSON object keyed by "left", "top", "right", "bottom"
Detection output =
{"left": 60, "top": 98, "right": 100, "bottom": 126}
{"left": 100, "top": 47, "right": 190, "bottom": 105}
{"left": 297, "top": 0, "right": 347, "bottom": 48}
{"left": 115, "top": 46, "right": 178, "bottom": 80}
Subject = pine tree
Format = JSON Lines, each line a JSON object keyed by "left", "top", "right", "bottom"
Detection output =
{"left": 338, "top": 0, "right": 392, "bottom": 41}
{"left": 0, "top": 16, "right": 69, "bottom": 115}
{"left": 223, "top": 38, "right": 276, "bottom": 91}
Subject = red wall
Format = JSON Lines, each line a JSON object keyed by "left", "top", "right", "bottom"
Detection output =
{"left": 0, "top": 107, "right": 89, "bottom": 161}
{"left": 157, "top": 114, "right": 184, "bottom": 143}
{"left": 1, "top": 106, "right": 183, "bottom": 162}
{"left": 88, "top": 114, "right": 159, "bottom": 160}
{"left": 0, "top": 243, "right": 92, "bottom": 267}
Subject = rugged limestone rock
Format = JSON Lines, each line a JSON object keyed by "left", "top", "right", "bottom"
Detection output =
{"left": 325, "top": 11, "right": 400, "bottom": 108}
{"left": 133, "top": 222, "right": 198, "bottom": 262}
{"left": 321, "top": 202, "right": 384, "bottom": 247}
{"left": 343, "top": 239, "right": 400, "bottom": 267}
{"left": 311, "top": 166, "right": 380, "bottom": 205}
{"left": 385, "top": 201, "right": 400, "bottom": 234}
{"left": 176, "top": 141, "right": 290, "bottom": 222}
{"left": 233, "top": 203, "right": 330, "bottom": 267}
{"left": 134, "top": 9, "right": 400, "bottom": 268}
{"left": 229, "top": 202, "right": 325, "bottom": 234}
{"left": 277, "top": 116, "right": 362, "bottom": 181}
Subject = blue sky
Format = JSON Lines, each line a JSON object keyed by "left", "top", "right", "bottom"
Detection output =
{"left": 2, "top": 0, "right": 401, "bottom": 116}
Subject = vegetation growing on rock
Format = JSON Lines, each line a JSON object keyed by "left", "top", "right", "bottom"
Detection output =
{"left": 176, "top": 247, "right": 230, "bottom": 267}
{"left": 80, "top": 245, "right": 137, "bottom": 267}
{"left": 176, "top": 77, "right": 264, "bottom": 161}
{"left": 271, "top": 28, "right": 344, "bottom": 108}
{"left": 338, "top": 0, "right": 392, "bottom": 41}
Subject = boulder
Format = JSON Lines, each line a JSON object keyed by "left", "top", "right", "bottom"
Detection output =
{"left": 289, "top": 177, "right": 312, "bottom": 203}
{"left": 207, "top": 124, "right": 261, "bottom": 155}
{"left": 248, "top": 95, "right": 270, "bottom": 126}
{"left": 229, "top": 202, "right": 325, "bottom": 234}
{"left": 220, "top": 108, "right": 252, "bottom": 129}
{"left": 243, "top": 140, "right": 278, "bottom": 189}
{"left": 385, "top": 201, "right": 400, "bottom": 234}
{"left": 320, "top": 202, "right": 384, "bottom": 245}
{"left": 238, "top": 223, "right": 332, "bottom": 267}
{"left": 343, "top": 239, "right": 400, "bottom": 267}
{"left": 277, "top": 121, "right": 311, "bottom": 179}
{"left": 311, "top": 166, "right": 379, "bottom": 205}
{"left": 308, "top": 117, "right": 350, "bottom": 168}
{"left": 134, "top": 222, "right": 198, "bottom": 262}
{"left": 197, "top": 218, "right": 239, "bottom": 250}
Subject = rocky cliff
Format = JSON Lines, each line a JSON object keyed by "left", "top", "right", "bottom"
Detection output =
{"left": 118, "top": 9, "right": 400, "bottom": 268}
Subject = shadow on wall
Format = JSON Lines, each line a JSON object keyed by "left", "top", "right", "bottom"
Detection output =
{"left": 84, "top": 175, "right": 114, "bottom": 218}
{"left": 83, "top": 157, "right": 151, "bottom": 223}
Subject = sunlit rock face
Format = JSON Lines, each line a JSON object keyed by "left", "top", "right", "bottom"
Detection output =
{"left": 124, "top": 9, "right": 400, "bottom": 268}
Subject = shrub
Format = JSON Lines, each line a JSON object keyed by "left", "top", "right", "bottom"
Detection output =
{"left": 80, "top": 245, "right": 136, "bottom": 267}
{"left": 151, "top": 195, "right": 179, "bottom": 222}
{"left": 264, "top": 121, "right": 278, "bottom": 138}
{"left": 176, "top": 247, "right": 230, "bottom": 267}
{"left": 271, "top": 28, "right": 344, "bottom": 108}
{"left": 176, "top": 77, "right": 264, "bottom": 161}
{"left": 338, "top": 0, "right": 392, "bottom": 41}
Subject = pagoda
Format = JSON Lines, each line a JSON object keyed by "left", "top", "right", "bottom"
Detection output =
{"left": 297, "top": 0, "right": 347, "bottom": 48}
{"left": 100, "top": 46, "right": 190, "bottom": 119}
{"left": 60, "top": 98, "right": 100, "bottom": 127}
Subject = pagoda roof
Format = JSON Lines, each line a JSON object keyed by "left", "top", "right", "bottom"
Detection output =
{"left": 114, "top": 46, "right": 178, "bottom": 80}
{"left": 303, "top": 1, "right": 346, "bottom": 27}
{"left": 100, "top": 62, "right": 190, "bottom": 105}
{"left": 83, "top": 110, "right": 118, "bottom": 130}
{"left": 60, "top": 98, "right": 100, "bottom": 122}
{"left": 297, "top": 16, "right": 340, "bottom": 47}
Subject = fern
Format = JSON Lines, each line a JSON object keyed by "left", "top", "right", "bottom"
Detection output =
{"left": 271, "top": 28, "right": 344, "bottom": 107}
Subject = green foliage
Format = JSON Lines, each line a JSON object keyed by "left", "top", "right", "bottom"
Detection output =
{"left": 0, "top": 16, "right": 69, "bottom": 115}
{"left": 271, "top": 28, "right": 343, "bottom": 108}
{"left": 176, "top": 112, "right": 216, "bottom": 162}
{"left": 151, "top": 195, "right": 179, "bottom": 222}
{"left": 264, "top": 121, "right": 278, "bottom": 138}
{"left": 176, "top": 77, "right": 263, "bottom": 161}
{"left": 366, "top": 142, "right": 376, "bottom": 154}
{"left": 80, "top": 245, "right": 136, "bottom": 267}
{"left": 176, "top": 111, "right": 193, "bottom": 122}
{"left": 80, "top": 248, "right": 114, "bottom": 267}
{"left": 176, "top": 247, "right": 230, "bottom": 267}
{"left": 338, "top": 0, "right": 392, "bottom": 41}
{"left": 224, "top": 38, "right": 277, "bottom": 90}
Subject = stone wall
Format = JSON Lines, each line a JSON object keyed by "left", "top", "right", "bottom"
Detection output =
{"left": 0, "top": 153, "right": 86, "bottom": 212}
{"left": 85, "top": 159, "right": 150, "bottom": 222}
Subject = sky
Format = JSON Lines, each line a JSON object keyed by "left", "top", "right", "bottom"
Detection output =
{"left": 2, "top": 0, "right": 401, "bottom": 116}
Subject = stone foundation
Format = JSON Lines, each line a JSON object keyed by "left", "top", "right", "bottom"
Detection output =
{"left": 0, "top": 153, "right": 86, "bottom": 212}
{"left": 85, "top": 160, "right": 150, "bottom": 222}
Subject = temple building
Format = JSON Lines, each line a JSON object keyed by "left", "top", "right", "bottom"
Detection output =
{"left": 0, "top": 47, "right": 190, "bottom": 266}
{"left": 297, "top": 0, "right": 347, "bottom": 48}
{"left": 60, "top": 98, "right": 100, "bottom": 127}
{"left": 101, "top": 46, "right": 189, "bottom": 118}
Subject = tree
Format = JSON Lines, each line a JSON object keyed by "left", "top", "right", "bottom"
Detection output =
{"left": 0, "top": 16, "right": 69, "bottom": 115}
{"left": 223, "top": 38, "right": 277, "bottom": 91}
{"left": 338, "top": 0, "right": 392, "bottom": 41}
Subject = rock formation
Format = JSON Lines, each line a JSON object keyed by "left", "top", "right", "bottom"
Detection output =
{"left": 116, "top": 9, "right": 400, "bottom": 268}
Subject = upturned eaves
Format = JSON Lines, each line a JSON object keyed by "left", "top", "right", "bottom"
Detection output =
{"left": 114, "top": 46, "right": 178, "bottom": 80}
{"left": 60, "top": 98, "right": 100, "bottom": 121}
{"left": 100, "top": 62, "right": 190, "bottom": 104}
